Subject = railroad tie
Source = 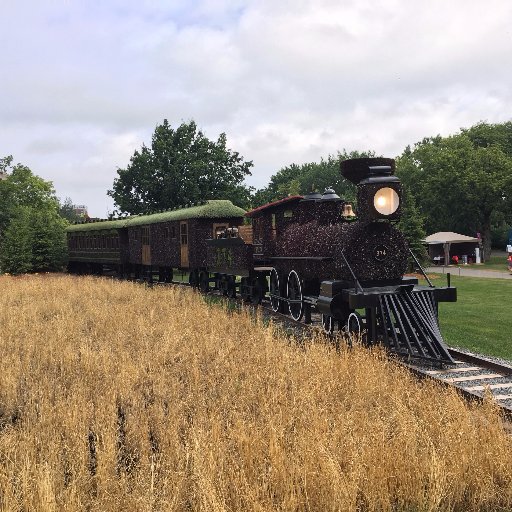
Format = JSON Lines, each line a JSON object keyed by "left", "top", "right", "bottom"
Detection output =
{"left": 465, "top": 382, "right": 512, "bottom": 391}
{"left": 444, "top": 373, "right": 503, "bottom": 383}
{"left": 424, "top": 366, "right": 481, "bottom": 375}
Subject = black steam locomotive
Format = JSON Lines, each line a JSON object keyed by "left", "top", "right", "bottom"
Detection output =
{"left": 67, "top": 158, "right": 456, "bottom": 364}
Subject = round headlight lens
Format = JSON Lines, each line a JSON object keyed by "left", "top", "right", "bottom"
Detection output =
{"left": 373, "top": 187, "right": 399, "bottom": 215}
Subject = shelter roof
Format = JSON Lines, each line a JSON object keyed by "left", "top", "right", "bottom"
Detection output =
{"left": 66, "top": 200, "right": 246, "bottom": 232}
{"left": 424, "top": 232, "right": 479, "bottom": 244}
{"left": 245, "top": 195, "right": 303, "bottom": 218}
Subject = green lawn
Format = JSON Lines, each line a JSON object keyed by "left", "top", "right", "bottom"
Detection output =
{"left": 432, "top": 275, "right": 512, "bottom": 360}
{"left": 477, "top": 254, "right": 510, "bottom": 272}
{"left": 433, "top": 255, "right": 509, "bottom": 272}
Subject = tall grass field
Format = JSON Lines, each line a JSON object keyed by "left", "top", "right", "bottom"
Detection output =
{"left": 0, "top": 274, "right": 511, "bottom": 511}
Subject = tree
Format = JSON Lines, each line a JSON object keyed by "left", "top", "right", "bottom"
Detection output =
{"left": 0, "top": 158, "right": 68, "bottom": 274}
{"left": 252, "top": 150, "right": 377, "bottom": 207}
{"left": 31, "top": 208, "right": 68, "bottom": 271}
{"left": 108, "top": 120, "right": 254, "bottom": 214}
{"left": 463, "top": 121, "right": 512, "bottom": 243}
{"left": 1, "top": 161, "right": 58, "bottom": 235}
{"left": 396, "top": 130, "right": 512, "bottom": 261}
{"left": 0, "top": 155, "right": 12, "bottom": 174}
{"left": 59, "top": 197, "right": 82, "bottom": 223}
{"left": 462, "top": 121, "right": 512, "bottom": 157}
{"left": 398, "top": 185, "right": 428, "bottom": 266}
{"left": 0, "top": 206, "right": 33, "bottom": 274}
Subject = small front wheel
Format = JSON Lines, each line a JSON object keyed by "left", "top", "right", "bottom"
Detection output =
{"left": 345, "top": 312, "right": 363, "bottom": 346}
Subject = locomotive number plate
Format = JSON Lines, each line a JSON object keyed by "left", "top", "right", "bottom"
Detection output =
{"left": 374, "top": 244, "right": 388, "bottom": 262}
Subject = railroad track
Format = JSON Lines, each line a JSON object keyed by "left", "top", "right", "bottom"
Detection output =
{"left": 404, "top": 349, "right": 512, "bottom": 420}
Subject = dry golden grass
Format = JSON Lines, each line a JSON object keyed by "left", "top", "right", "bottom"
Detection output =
{"left": 0, "top": 274, "right": 511, "bottom": 511}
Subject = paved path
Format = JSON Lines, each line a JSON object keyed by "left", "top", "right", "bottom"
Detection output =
{"left": 425, "top": 266, "right": 512, "bottom": 279}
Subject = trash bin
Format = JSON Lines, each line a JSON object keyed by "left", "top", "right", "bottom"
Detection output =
{"left": 462, "top": 255, "right": 468, "bottom": 265}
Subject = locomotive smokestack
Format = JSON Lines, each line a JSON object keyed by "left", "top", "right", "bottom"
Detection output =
{"left": 340, "top": 158, "right": 396, "bottom": 185}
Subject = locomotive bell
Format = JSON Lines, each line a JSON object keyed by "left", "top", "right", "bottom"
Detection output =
{"left": 342, "top": 203, "right": 355, "bottom": 218}
{"left": 340, "top": 158, "right": 401, "bottom": 221}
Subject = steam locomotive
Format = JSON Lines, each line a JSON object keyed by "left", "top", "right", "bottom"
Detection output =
{"left": 67, "top": 158, "right": 457, "bottom": 364}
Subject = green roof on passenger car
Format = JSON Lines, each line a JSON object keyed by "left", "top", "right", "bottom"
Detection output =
{"left": 66, "top": 218, "right": 127, "bottom": 233}
{"left": 66, "top": 200, "right": 246, "bottom": 233}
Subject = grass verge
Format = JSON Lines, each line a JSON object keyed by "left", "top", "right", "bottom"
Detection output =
{"left": 428, "top": 275, "right": 512, "bottom": 360}
{"left": 479, "top": 254, "right": 510, "bottom": 272}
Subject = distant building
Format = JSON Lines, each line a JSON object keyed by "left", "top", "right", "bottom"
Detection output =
{"left": 73, "top": 204, "right": 88, "bottom": 217}
{"left": 0, "top": 170, "right": 7, "bottom": 181}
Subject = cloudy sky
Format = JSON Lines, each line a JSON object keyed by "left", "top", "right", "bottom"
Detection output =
{"left": 1, "top": 0, "right": 511, "bottom": 216}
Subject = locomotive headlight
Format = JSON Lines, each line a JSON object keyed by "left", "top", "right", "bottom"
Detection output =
{"left": 374, "top": 187, "right": 399, "bottom": 216}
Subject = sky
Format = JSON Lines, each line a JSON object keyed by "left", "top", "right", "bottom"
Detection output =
{"left": 1, "top": 0, "right": 511, "bottom": 217}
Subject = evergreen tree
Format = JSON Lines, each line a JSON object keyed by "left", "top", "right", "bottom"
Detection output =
{"left": 0, "top": 206, "right": 33, "bottom": 274}
{"left": 31, "top": 208, "right": 68, "bottom": 271}
{"left": 398, "top": 185, "right": 428, "bottom": 267}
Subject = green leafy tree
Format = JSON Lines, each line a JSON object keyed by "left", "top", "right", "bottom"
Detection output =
{"left": 252, "top": 150, "right": 376, "bottom": 207}
{"left": 0, "top": 155, "right": 12, "bottom": 171}
{"left": 5, "top": 164, "right": 56, "bottom": 209}
{"left": 0, "top": 158, "right": 68, "bottom": 274}
{"left": 108, "top": 120, "right": 254, "bottom": 214}
{"left": 462, "top": 121, "right": 512, "bottom": 157}
{"left": 463, "top": 121, "right": 512, "bottom": 243}
{"left": 1, "top": 161, "right": 60, "bottom": 235}
{"left": 396, "top": 130, "right": 512, "bottom": 261}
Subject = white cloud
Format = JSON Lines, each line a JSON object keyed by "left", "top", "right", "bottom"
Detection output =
{"left": 0, "top": 0, "right": 511, "bottom": 215}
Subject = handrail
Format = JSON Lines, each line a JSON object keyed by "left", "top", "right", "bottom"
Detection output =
{"left": 409, "top": 248, "right": 434, "bottom": 288}
{"left": 340, "top": 251, "right": 364, "bottom": 293}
